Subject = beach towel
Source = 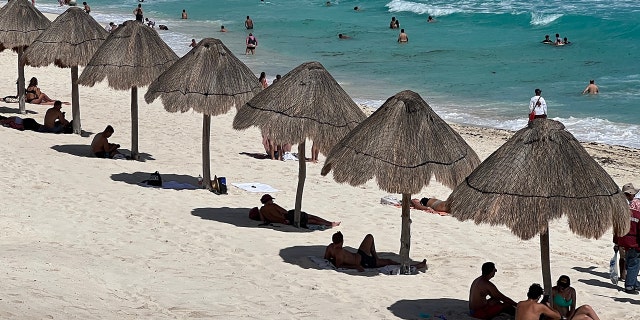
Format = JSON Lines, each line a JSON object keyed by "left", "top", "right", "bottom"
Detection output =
{"left": 232, "top": 182, "right": 279, "bottom": 193}
{"left": 380, "top": 195, "right": 448, "bottom": 216}
{"left": 308, "top": 256, "right": 416, "bottom": 275}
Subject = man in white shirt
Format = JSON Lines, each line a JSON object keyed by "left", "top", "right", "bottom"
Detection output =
{"left": 529, "top": 88, "right": 547, "bottom": 119}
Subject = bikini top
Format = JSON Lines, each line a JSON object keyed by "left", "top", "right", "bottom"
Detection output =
{"left": 553, "top": 293, "right": 573, "bottom": 308}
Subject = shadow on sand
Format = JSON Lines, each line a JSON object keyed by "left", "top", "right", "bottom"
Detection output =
{"left": 0, "top": 106, "right": 38, "bottom": 114}
{"left": 192, "top": 207, "right": 322, "bottom": 233}
{"left": 111, "top": 171, "right": 197, "bottom": 189}
{"left": 572, "top": 266, "right": 610, "bottom": 280}
{"left": 388, "top": 298, "right": 477, "bottom": 320}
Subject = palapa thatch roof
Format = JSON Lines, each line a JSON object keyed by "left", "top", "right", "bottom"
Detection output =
{"left": 144, "top": 38, "right": 262, "bottom": 115}
{"left": 448, "top": 119, "right": 630, "bottom": 240}
{"left": 232, "top": 61, "right": 367, "bottom": 153}
{"left": 78, "top": 20, "right": 178, "bottom": 90}
{"left": 321, "top": 90, "right": 480, "bottom": 194}
{"left": 0, "top": 0, "right": 50, "bottom": 52}
{"left": 21, "top": 6, "right": 108, "bottom": 68}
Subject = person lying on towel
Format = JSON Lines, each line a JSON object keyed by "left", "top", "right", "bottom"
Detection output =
{"left": 324, "top": 231, "right": 427, "bottom": 272}
{"left": 258, "top": 194, "right": 340, "bottom": 227}
{"left": 410, "top": 197, "right": 450, "bottom": 212}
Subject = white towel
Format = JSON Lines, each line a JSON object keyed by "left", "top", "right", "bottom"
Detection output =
{"left": 231, "top": 182, "right": 279, "bottom": 193}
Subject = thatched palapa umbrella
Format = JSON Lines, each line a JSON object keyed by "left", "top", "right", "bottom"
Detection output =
{"left": 21, "top": 6, "right": 108, "bottom": 134}
{"left": 145, "top": 38, "right": 261, "bottom": 190}
{"left": 233, "top": 61, "right": 367, "bottom": 227}
{"left": 0, "top": 0, "right": 50, "bottom": 114}
{"left": 78, "top": 20, "right": 178, "bottom": 160}
{"left": 448, "top": 119, "right": 629, "bottom": 294}
{"left": 321, "top": 90, "right": 480, "bottom": 271}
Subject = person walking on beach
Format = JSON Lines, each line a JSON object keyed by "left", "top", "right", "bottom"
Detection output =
{"left": 469, "top": 262, "right": 517, "bottom": 319}
{"left": 529, "top": 88, "right": 547, "bottom": 119}
{"left": 397, "top": 29, "right": 408, "bottom": 43}
{"left": 246, "top": 33, "right": 258, "bottom": 55}
{"left": 245, "top": 16, "right": 254, "bottom": 30}
{"left": 582, "top": 80, "right": 599, "bottom": 94}
{"left": 615, "top": 183, "right": 640, "bottom": 295}
{"left": 181, "top": 9, "right": 188, "bottom": 19}
{"left": 133, "top": 4, "right": 143, "bottom": 22}
{"left": 83, "top": 2, "right": 90, "bottom": 14}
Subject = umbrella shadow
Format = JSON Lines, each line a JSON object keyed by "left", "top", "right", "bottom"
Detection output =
{"left": 388, "top": 298, "right": 475, "bottom": 320}
{"left": 572, "top": 266, "right": 610, "bottom": 279}
{"left": 51, "top": 144, "right": 93, "bottom": 157}
{"left": 111, "top": 171, "right": 197, "bottom": 189}
{"left": 279, "top": 245, "right": 423, "bottom": 277}
{"left": 239, "top": 152, "right": 270, "bottom": 160}
{"left": 192, "top": 207, "right": 317, "bottom": 233}
{"left": 0, "top": 106, "right": 38, "bottom": 114}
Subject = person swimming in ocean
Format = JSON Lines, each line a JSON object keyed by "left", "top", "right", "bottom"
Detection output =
{"left": 541, "top": 34, "right": 553, "bottom": 44}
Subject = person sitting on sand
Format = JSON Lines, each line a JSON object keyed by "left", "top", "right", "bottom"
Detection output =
{"left": 258, "top": 194, "right": 340, "bottom": 227}
{"left": 515, "top": 283, "right": 561, "bottom": 320}
{"left": 469, "top": 262, "right": 517, "bottom": 319}
{"left": 25, "top": 77, "right": 57, "bottom": 105}
{"left": 410, "top": 197, "right": 450, "bottom": 212}
{"left": 39, "top": 100, "right": 69, "bottom": 133}
{"left": 550, "top": 275, "right": 601, "bottom": 320}
{"left": 91, "top": 125, "right": 122, "bottom": 158}
{"left": 324, "top": 231, "right": 427, "bottom": 272}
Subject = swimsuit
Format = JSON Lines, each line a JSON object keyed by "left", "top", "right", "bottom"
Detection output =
{"left": 357, "top": 250, "right": 377, "bottom": 268}
{"left": 553, "top": 294, "right": 573, "bottom": 308}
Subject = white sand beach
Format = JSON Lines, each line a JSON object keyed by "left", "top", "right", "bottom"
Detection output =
{"left": 1, "top": 37, "right": 640, "bottom": 319}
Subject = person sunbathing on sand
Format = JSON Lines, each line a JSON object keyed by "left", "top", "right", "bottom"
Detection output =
{"left": 258, "top": 194, "right": 340, "bottom": 227}
{"left": 411, "top": 197, "right": 450, "bottom": 212}
{"left": 324, "top": 231, "right": 427, "bottom": 272}
{"left": 25, "top": 77, "right": 67, "bottom": 105}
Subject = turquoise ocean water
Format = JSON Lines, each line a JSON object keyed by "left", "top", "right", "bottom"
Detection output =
{"left": 34, "top": 0, "right": 640, "bottom": 148}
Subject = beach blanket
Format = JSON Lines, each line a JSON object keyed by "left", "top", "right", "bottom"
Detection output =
{"left": 308, "top": 256, "right": 416, "bottom": 275}
{"left": 232, "top": 182, "right": 279, "bottom": 193}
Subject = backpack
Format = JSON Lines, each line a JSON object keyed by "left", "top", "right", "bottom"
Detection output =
{"left": 211, "top": 175, "right": 227, "bottom": 194}
{"left": 145, "top": 171, "right": 162, "bottom": 187}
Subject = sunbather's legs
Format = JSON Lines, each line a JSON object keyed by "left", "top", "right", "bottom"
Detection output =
{"left": 307, "top": 214, "right": 340, "bottom": 227}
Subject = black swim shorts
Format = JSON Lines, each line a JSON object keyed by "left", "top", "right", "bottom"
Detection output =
{"left": 358, "top": 250, "right": 377, "bottom": 268}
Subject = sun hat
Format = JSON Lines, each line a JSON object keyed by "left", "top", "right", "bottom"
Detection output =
{"left": 622, "top": 183, "right": 639, "bottom": 195}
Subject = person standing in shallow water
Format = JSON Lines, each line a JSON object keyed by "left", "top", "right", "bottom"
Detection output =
{"left": 245, "top": 16, "right": 254, "bottom": 29}
{"left": 397, "top": 29, "right": 408, "bottom": 43}
{"left": 582, "top": 80, "right": 599, "bottom": 94}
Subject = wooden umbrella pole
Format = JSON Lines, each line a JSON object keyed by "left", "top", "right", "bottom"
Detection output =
{"left": 540, "top": 223, "right": 552, "bottom": 297}
{"left": 202, "top": 114, "right": 213, "bottom": 191}
{"left": 130, "top": 86, "right": 139, "bottom": 159}
{"left": 18, "top": 48, "right": 26, "bottom": 115}
{"left": 71, "top": 66, "right": 81, "bottom": 134}
{"left": 400, "top": 193, "right": 412, "bottom": 274}
{"left": 294, "top": 141, "right": 306, "bottom": 228}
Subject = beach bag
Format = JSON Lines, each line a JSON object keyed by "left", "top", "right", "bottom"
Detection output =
{"left": 211, "top": 175, "right": 228, "bottom": 194}
{"left": 249, "top": 207, "right": 261, "bottom": 221}
{"left": 528, "top": 109, "right": 536, "bottom": 121}
{"left": 610, "top": 250, "right": 619, "bottom": 284}
{"left": 145, "top": 171, "right": 163, "bottom": 187}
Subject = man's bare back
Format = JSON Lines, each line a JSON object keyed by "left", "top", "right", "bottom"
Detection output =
{"left": 469, "top": 276, "right": 501, "bottom": 310}
{"left": 515, "top": 300, "right": 560, "bottom": 320}
{"left": 324, "top": 242, "right": 363, "bottom": 271}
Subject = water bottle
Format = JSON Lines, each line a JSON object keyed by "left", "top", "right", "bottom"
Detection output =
{"left": 197, "top": 175, "right": 203, "bottom": 187}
